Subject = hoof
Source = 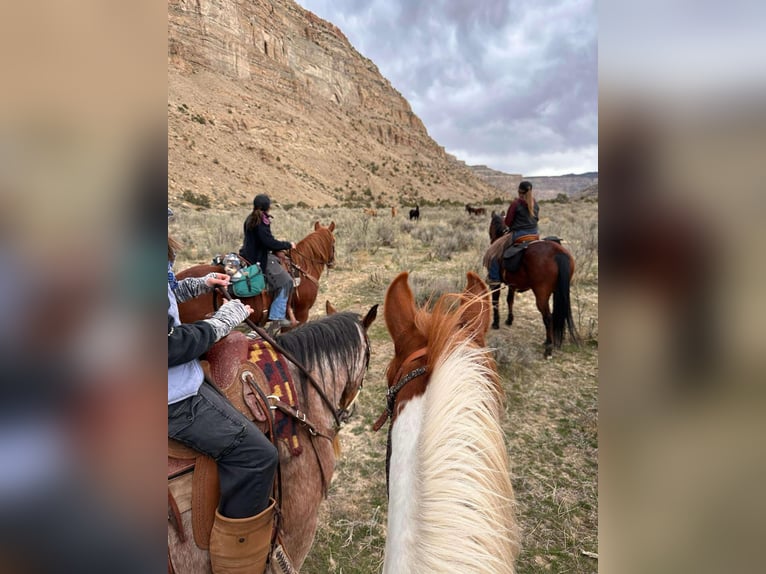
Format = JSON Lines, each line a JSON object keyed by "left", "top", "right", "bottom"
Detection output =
{"left": 491, "top": 322, "right": 499, "bottom": 330}
{"left": 505, "top": 319, "right": 513, "bottom": 326}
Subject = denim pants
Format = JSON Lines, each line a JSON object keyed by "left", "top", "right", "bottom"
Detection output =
{"left": 488, "top": 258, "right": 502, "bottom": 282}
{"left": 268, "top": 284, "right": 290, "bottom": 321}
{"left": 168, "top": 381, "right": 278, "bottom": 518}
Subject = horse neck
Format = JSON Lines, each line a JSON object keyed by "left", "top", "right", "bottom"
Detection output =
{"left": 384, "top": 341, "right": 519, "bottom": 574}
{"left": 294, "top": 235, "right": 327, "bottom": 278}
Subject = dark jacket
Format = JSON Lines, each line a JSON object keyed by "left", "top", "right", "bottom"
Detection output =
{"left": 504, "top": 198, "right": 540, "bottom": 232}
{"left": 240, "top": 213, "right": 291, "bottom": 270}
{"left": 168, "top": 314, "right": 217, "bottom": 367}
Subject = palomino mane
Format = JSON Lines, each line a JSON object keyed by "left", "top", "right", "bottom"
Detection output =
{"left": 406, "top": 293, "right": 519, "bottom": 572}
{"left": 275, "top": 312, "right": 369, "bottom": 411}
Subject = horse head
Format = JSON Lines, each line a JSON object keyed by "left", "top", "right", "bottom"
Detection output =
{"left": 381, "top": 272, "right": 492, "bottom": 425}
{"left": 380, "top": 272, "right": 517, "bottom": 573}
{"left": 307, "top": 221, "right": 336, "bottom": 269}
{"left": 489, "top": 211, "right": 507, "bottom": 243}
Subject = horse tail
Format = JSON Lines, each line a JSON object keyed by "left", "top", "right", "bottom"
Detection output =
{"left": 552, "top": 252, "right": 577, "bottom": 347}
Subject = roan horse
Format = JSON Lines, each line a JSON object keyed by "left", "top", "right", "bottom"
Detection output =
{"left": 176, "top": 221, "right": 336, "bottom": 326}
{"left": 377, "top": 271, "right": 520, "bottom": 573}
{"left": 485, "top": 211, "right": 578, "bottom": 357}
{"left": 168, "top": 306, "right": 377, "bottom": 573}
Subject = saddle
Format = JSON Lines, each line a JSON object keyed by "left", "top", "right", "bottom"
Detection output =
{"left": 168, "top": 333, "right": 272, "bottom": 550}
{"left": 501, "top": 235, "right": 561, "bottom": 273}
{"left": 168, "top": 333, "right": 309, "bottom": 573}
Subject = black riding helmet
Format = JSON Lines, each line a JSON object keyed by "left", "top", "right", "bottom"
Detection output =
{"left": 253, "top": 194, "right": 271, "bottom": 211}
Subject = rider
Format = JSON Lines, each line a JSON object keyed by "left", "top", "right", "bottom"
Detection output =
{"left": 504, "top": 180, "right": 540, "bottom": 243}
{"left": 239, "top": 194, "right": 296, "bottom": 328}
{"left": 168, "top": 211, "right": 278, "bottom": 574}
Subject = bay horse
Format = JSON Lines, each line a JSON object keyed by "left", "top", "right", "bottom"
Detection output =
{"left": 378, "top": 271, "right": 519, "bottom": 573}
{"left": 485, "top": 211, "right": 578, "bottom": 357}
{"left": 466, "top": 204, "right": 486, "bottom": 216}
{"left": 168, "top": 306, "right": 377, "bottom": 573}
{"left": 176, "top": 221, "right": 336, "bottom": 326}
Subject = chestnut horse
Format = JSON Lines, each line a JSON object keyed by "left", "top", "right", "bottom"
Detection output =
{"left": 168, "top": 306, "right": 377, "bottom": 573}
{"left": 485, "top": 212, "right": 577, "bottom": 357}
{"left": 176, "top": 221, "right": 336, "bottom": 326}
{"left": 378, "top": 272, "right": 519, "bottom": 573}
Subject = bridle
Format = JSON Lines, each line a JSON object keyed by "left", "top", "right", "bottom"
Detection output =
{"left": 290, "top": 237, "right": 336, "bottom": 270}
{"left": 372, "top": 347, "right": 429, "bottom": 496}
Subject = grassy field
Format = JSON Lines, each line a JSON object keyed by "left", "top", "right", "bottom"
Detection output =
{"left": 170, "top": 199, "right": 598, "bottom": 573}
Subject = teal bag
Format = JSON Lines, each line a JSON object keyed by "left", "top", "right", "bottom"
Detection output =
{"left": 231, "top": 264, "right": 266, "bottom": 297}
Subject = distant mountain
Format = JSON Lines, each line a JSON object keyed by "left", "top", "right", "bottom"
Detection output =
{"left": 469, "top": 165, "right": 598, "bottom": 200}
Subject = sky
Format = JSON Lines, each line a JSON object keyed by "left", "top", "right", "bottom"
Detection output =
{"left": 296, "top": 0, "right": 597, "bottom": 177}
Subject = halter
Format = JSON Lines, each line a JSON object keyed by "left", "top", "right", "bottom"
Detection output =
{"left": 372, "top": 347, "right": 429, "bottom": 497}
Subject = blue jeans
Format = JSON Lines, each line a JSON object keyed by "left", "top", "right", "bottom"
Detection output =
{"left": 168, "top": 381, "right": 278, "bottom": 517}
{"left": 488, "top": 258, "right": 502, "bottom": 282}
{"left": 512, "top": 228, "right": 538, "bottom": 242}
{"left": 268, "top": 284, "right": 290, "bottom": 320}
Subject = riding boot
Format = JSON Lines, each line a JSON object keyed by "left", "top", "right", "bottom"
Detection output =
{"left": 209, "top": 499, "right": 275, "bottom": 574}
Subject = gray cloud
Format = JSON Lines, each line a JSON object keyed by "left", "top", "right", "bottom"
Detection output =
{"left": 298, "top": 0, "right": 597, "bottom": 175}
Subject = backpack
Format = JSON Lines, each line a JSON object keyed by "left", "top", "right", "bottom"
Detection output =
{"left": 231, "top": 264, "right": 266, "bottom": 297}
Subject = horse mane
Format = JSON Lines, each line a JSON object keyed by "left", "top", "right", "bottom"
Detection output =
{"left": 295, "top": 226, "right": 332, "bottom": 261}
{"left": 275, "top": 312, "right": 368, "bottom": 409}
{"left": 408, "top": 294, "right": 519, "bottom": 572}
{"left": 482, "top": 233, "right": 513, "bottom": 271}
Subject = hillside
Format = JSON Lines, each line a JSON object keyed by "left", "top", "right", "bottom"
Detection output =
{"left": 168, "top": 0, "right": 502, "bottom": 209}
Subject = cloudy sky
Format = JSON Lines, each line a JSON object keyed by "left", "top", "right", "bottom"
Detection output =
{"left": 297, "top": 0, "right": 597, "bottom": 176}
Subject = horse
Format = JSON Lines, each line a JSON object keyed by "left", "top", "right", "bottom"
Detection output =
{"left": 466, "top": 204, "right": 486, "bottom": 216}
{"left": 168, "top": 305, "right": 378, "bottom": 573}
{"left": 408, "top": 205, "right": 420, "bottom": 221}
{"left": 176, "top": 221, "right": 336, "bottom": 326}
{"left": 485, "top": 211, "right": 578, "bottom": 357}
{"left": 378, "top": 271, "right": 520, "bottom": 573}
{"left": 391, "top": 206, "right": 397, "bottom": 218}
{"left": 363, "top": 208, "right": 378, "bottom": 217}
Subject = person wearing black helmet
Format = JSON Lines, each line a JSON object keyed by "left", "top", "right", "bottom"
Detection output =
{"left": 239, "top": 194, "right": 296, "bottom": 328}
{"left": 504, "top": 180, "right": 540, "bottom": 243}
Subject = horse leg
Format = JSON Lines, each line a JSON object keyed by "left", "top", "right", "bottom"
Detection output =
{"left": 490, "top": 283, "right": 500, "bottom": 329}
{"left": 535, "top": 291, "right": 554, "bottom": 358}
{"left": 506, "top": 288, "right": 515, "bottom": 326}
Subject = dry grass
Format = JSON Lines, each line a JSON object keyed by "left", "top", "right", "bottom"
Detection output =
{"left": 169, "top": 199, "right": 598, "bottom": 573}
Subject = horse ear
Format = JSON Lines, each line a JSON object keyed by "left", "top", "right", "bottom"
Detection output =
{"left": 326, "top": 300, "right": 337, "bottom": 315}
{"left": 384, "top": 272, "right": 417, "bottom": 349}
{"left": 314, "top": 221, "right": 321, "bottom": 231}
{"left": 328, "top": 221, "right": 335, "bottom": 232}
{"left": 362, "top": 304, "right": 378, "bottom": 330}
{"left": 459, "top": 272, "right": 491, "bottom": 341}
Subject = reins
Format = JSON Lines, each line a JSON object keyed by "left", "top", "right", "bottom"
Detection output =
{"left": 216, "top": 287, "right": 343, "bottom": 430}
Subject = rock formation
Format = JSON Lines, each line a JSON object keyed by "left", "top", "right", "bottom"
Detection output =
{"left": 168, "top": 0, "right": 500, "bottom": 208}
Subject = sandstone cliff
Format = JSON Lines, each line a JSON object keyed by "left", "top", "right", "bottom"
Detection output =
{"left": 168, "top": 0, "right": 501, "bottom": 209}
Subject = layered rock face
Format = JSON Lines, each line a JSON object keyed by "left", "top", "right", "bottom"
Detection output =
{"left": 168, "top": 0, "right": 500, "bottom": 208}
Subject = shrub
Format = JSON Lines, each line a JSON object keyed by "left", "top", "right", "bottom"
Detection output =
{"left": 181, "top": 190, "right": 211, "bottom": 208}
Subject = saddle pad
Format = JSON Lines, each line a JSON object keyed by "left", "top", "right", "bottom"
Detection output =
{"left": 249, "top": 340, "right": 303, "bottom": 456}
